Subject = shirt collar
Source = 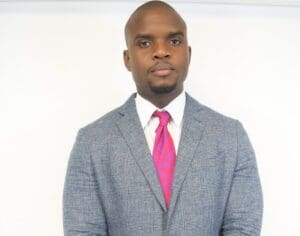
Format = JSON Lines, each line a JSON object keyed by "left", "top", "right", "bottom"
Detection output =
{"left": 135, "top": 91, "right": 186, "bottom": 128}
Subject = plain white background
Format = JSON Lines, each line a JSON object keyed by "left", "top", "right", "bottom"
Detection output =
{"left": 0, "top": 1, "right": 300, "bottom": 235}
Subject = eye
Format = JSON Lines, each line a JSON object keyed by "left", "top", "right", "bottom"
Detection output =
{"left": 137, "top": 39, "right": 151, "bottom": 48}
{"left": 170, "top": 38, "right": 181, "bottom": 46}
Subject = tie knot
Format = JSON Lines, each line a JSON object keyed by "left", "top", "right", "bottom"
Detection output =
{"left": 153, "top": 110, "right": 171, "bottom": 127}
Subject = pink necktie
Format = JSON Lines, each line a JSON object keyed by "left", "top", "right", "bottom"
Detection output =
{"left": 152, "top": 110, "right": 176, "bottom": 208}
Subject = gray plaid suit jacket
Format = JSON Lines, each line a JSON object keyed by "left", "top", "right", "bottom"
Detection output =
{"left": 63, "top": 93, "right": 263, "bottom": 236}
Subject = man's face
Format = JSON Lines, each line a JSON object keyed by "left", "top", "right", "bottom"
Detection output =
{"left": 124, "top": 6, "right": 191, "bottom": 100}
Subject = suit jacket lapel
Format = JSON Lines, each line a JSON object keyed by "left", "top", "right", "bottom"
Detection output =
{"left": 168, "top": 93, "right": 206, "bottom": 217}
{"left": 116, "top": 94, "right": 167, "bottom": 212}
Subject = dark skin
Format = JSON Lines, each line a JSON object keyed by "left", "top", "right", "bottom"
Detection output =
{"left": 123, "top": 2, "right": 191, "bottom": 108}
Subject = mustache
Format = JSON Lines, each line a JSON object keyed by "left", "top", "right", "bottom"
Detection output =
{"left": 148, "top": 62, "right": 175, "bottom": 73}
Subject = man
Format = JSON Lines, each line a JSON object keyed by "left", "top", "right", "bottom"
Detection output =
{"left": 63, "top": 1, "right": 263, "bottom": 235}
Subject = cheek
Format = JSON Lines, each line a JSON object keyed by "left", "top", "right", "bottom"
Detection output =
{"left": 174, "top": 48, "right": 190, "bottom": 64}
{"left": 182, "top": 51, "right": 191, "bottom": 67}
{"left": 131, "top": 55, "right": 151, "bottom": 74}
{"left": 176, "top": 56, "right": 190, "bottom": 71}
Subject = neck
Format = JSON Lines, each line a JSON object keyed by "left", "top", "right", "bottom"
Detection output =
{"left": 149, "top": 96, "right": 175, "bottom": 108}
{"left": 139, "top": 89, "right": 183, "bottom": 109}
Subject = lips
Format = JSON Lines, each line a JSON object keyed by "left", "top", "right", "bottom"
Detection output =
{"left": 149, "top": 63, "right": 175, "bottom": 77}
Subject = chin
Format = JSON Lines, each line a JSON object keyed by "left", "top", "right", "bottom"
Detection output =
{"left": 150, "top": 84, "right": 177, "bottom": 95}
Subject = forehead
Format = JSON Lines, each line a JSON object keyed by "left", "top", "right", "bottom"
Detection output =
{"left": 127, "top": 6, "right": 186, "bottom": 38}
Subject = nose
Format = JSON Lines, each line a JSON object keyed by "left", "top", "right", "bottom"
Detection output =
{"left": 152, "top": 42, "right": 170, "bottom": 60}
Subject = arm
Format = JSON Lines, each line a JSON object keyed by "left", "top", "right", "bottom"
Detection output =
{"left": 221, "top": 121, "right": 263, "bottom": 236}
{"left": 63, "top": 129, "right": 108, "bottom": 236}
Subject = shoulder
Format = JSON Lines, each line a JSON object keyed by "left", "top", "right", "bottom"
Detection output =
{"left": 184, "top": 93, "right": 250, "bottom": 146}
{"left": 75, "top": 94, "right": 136, "bottom": 144}
{"left": 186, "top": 94, "right": 253, "bottom": 157}
{"left": 77, "top": 106, "right": 123, "bottom": 142}
{"left": 186, "top": 93, "right": 239, "bottom": 128}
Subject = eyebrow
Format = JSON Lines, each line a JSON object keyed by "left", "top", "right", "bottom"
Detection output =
{"left": 168, "top": 31, "right": 185, "bottom": 38}
{"left": 134, "top": 31, "right": 185, "bottom": 41}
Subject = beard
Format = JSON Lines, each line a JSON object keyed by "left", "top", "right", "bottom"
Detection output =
{"left": 149, "top": 82, "right": 177, "bottom": 95}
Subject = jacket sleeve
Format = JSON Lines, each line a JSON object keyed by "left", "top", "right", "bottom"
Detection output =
{"left": 63, "top": 128, "right": 108, "bottom": 236}
{"left": 221, "top": 121, "right": 263, "bottom": 236}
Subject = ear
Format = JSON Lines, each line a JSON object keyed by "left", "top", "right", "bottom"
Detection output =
{"left": 123, "top": 50, "right": 131, "bottom": 71}
{"left": 188, "top": 46, "right": 192, "bottom": 65}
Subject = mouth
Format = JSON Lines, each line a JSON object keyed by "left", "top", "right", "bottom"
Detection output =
{"left": 149, "top": 63, "right": 175, "bottom": 77}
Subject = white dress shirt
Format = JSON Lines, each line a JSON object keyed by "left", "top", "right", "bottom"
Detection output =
{"left": 135, "top": 92, "right": 186, "bottom": 155}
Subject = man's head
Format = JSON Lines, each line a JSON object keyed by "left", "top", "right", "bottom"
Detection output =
{"left": 123, "top": 1, "right": 191, "bottom": 107}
